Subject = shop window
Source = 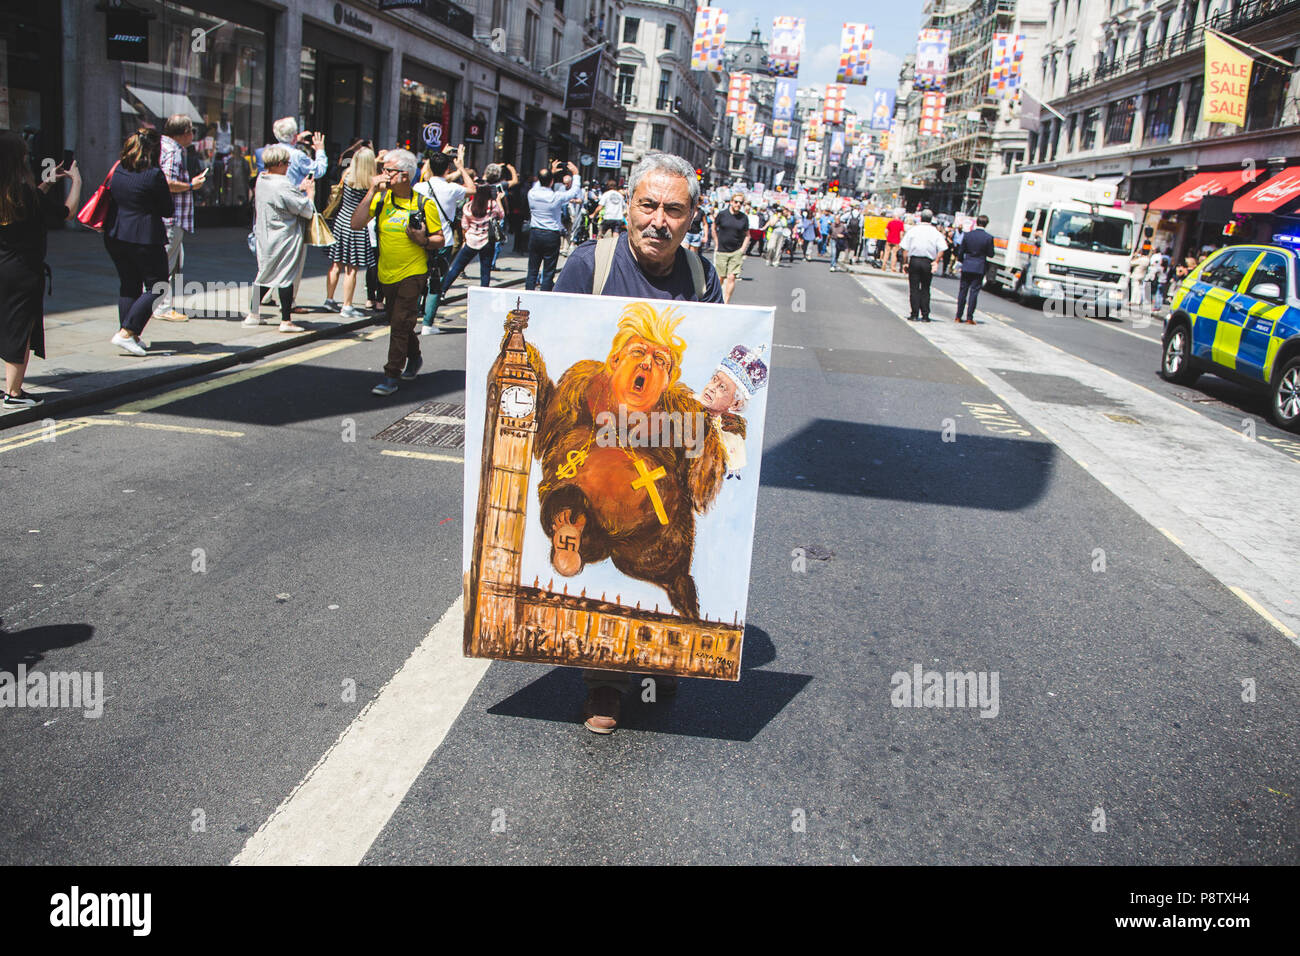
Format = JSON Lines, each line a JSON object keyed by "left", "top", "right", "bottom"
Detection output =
{"left": 1183, "top": 78, "right": 1202, "bottom": 139}
{"left": 616, "top": 65, "right": 636, "bottom": 105}
{"left": 623, "top": 16, "right": 640, "bottom": 44}
{"left": 1246, "top": 52, "right": 1294, "bottom": 132}
{"left": 1143, "top": 83, "right": 1179, "bottom": 144}
{"left": 120, "top": 0, "right": 269, "bottom": 215}
{"left": 1103, "top": 97, "right": 1136, "bottom": 145}
{"left": 399, "top": 73, "right": 453, "bottom": 158}
{"left": 1077, "top": 108, "right": 1097, "bottom": 150}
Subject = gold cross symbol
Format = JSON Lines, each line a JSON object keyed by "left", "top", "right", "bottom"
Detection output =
{"left": 630, "top": 457, "right": 669, "bottom": 525}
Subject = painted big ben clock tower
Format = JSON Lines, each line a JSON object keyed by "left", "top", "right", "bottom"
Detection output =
{"left": 465, "top": 300, "right": 539, "bottom": 656}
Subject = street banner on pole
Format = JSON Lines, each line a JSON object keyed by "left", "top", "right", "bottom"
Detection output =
{"left": 830, "top": 131, "right": 845, "bottom": 162}
{"left": 768, "top": 17, "right": 805, "bottom": 77}
{"left": 870, "top": 89, "right": 896, "bottom": 129}
{"left": 773, "top": 77, "right": 797, "bottom": 121}
{"left": 987, "top": 34, "right": 1025, "bottom": 102}
{"left": 761, "top": 135, "right": 775, "bottom": 158}
{"left": 1204, "top": 30, "right": 1253, "bottom": 126}
{"left": 836, "top": 23, "right": 873, "bottom": 85}
{"left": 919, "top": 92, "right": 946, "bottom": 136}
{"left": 564, "top": 49, "right": 603, "bottom": 110}
{"left": 726, "top": 73, "right": 752, "bottom": 117}
{"left": 462, "top": 290, "right": 775, "bottom": 681}
{"left": 823, "top": 84, "right": 847, "bottom": 124}
{"left": 914, "top": 29, "right": 951, "bottom": 91}
{"left": 691, "top": 7, "right": 729, "bottom": 71}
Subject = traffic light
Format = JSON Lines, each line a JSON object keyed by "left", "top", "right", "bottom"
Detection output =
{"left": 695, "top": 168, "right": 703, "bottom": 180}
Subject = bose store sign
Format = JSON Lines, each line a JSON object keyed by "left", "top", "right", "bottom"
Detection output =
{"left": 106, "top": 9, "right": 151, "bottom": 63}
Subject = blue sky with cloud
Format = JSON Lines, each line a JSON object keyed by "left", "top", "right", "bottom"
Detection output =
{"left": 712, "top": 5, "right": 927, "bottom": 118}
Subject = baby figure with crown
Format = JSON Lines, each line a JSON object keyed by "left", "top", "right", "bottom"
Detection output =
{"left": 695, "top": 343, "right": 768, "bottom": 479}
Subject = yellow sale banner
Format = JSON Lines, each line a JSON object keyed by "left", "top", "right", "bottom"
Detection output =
{"left": 1203, "top": 31, "right": 1252, "bottom": 127}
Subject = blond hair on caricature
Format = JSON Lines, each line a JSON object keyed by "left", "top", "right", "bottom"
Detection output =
{"left": 606, "top": 302, "right": 687, "bottom": 384}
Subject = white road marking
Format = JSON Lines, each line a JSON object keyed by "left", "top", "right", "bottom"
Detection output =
{"left": 232, "top": 596, "right": 488, "bottom": 865}
{"left": 380, "top": 449, "right": 465, "bottom": 463}
{"left": 860, "top": 273, "right": 1300, "bottom": 645}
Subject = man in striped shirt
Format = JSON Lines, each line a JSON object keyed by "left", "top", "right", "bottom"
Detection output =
{"left": 153, "top": 114, "right": 208, "bottom": 323}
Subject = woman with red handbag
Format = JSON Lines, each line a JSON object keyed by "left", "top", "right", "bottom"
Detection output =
{"left": 101, "top": 128, "right": 173, "bottom": 356}
{"left": 0, "top": 131, "right": 80, "bottom": 408}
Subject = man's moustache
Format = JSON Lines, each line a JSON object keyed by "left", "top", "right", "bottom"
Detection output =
{"left": 641, "top": 226, "right": 673, "bottom": 240}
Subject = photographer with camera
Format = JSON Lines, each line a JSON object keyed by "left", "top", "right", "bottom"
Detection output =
{"left": 349, "top": 149, "right": 444, "bottom": 396}
{"left": 525, "top": 158, "right": 582, "bottom": 291}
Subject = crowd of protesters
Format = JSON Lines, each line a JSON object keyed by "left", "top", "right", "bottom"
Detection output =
{"left": 3, "top": 117, "right": 1233, "bottom": 408}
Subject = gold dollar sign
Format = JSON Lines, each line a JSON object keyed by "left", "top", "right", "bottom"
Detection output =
{"left": 555, "top": 447, "right": 588, "bottom": 480}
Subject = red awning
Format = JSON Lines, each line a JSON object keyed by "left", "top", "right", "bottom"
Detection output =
{"left": 1233, "top": 167, "right": 1300, "bottom": 214}
{"left": 1148, "top": 169, "right": 1261, "bottom": 212}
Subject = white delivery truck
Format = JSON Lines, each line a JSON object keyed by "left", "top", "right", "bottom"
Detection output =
{"left": 980, "top": 173, "right": 1137, "bottom": 307}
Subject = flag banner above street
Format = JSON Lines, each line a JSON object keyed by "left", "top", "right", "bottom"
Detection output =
{"left": 1204, "top": 30, "right": 1253, "bottom": 127}
{"left": 871, "top": 88, "right": 895, "bottom": 130}
{"left": 919, "top": 91, "right": 946, "bottom": 136}
{"left": 773, "top": 118, "right": 791, "bottom": 138}
{"left": 837, "top": 23, "right": 873, "bottom": 85}
{"left": 691, "top": 7, "right": 728, "bottom": 72}
{"left": 563, "top": 49, "right": 603, "bottom": 111}
{"left": 761, "top": 134, "right": 776, "bottom": 158}
{"left": 726, "top": 72, "right": 752, "bottom": 117}
{"left": 915, "top": 29, "right": 951, "bottom": 92}
{"left": 823, "top": 84, "right": 847, "bottom": 124}
{"left": 737, "top": 101, "right": 756, "bottom": 137}
{"left": 773, "top": 77, "right": 797, "bottom": 121}
{"left": 751, "top": 121, "right": 766, "bottom": 142}
{"left": 845, "top": 114, "right": 859, "bottom": 145}
{"left": 768, "top": 16, "right": 805, "bottom": 78}
{"left": 987, "top": 33, "right": 1025, "bottom": 102}
{"left": 806, "top": 114, "right": 823, "bottom": 142}
{"left": 830, "top": 130, "right": 845, "bottom": 162}
{"left": 462, "top": 290, "right": 775, "bottom": 681}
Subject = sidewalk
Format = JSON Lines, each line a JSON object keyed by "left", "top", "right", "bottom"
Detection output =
{"left": 3, "top": 226, "right": 532, "bottom": 428}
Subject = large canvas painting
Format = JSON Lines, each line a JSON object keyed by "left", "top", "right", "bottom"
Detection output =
{"left": 462, "top": 289, "right": 775, "bottom": 681}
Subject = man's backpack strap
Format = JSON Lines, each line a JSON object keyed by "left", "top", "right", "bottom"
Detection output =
{"left": 685, "top": 247, "right": 706, "bottom": 300}
{"left": 592, "top": 234, "right": 619, "bottom": 295}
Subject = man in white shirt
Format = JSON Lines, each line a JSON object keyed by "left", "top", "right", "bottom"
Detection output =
{"left": 597, "top": 179, "right": 626, "bottom": 236}
{"left": 526, "top": 160, "right": 583, "bottom": 290}
{"left": 899, "top": 209, "right": 947, "bottom": 322}
{"left": 413, "top": 145, "right": 468, "bottom": 333}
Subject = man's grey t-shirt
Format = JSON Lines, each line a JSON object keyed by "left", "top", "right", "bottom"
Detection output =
{"left": 554, "top": 236, "right": 724, "bottom": 302}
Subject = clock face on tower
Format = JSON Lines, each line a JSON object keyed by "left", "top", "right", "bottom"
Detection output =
{"left": 499, "top": 384, "right": 535, "bottom": 419}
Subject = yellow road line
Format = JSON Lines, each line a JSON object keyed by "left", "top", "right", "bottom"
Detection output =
{"left": 112, "top": 337, "right": 362, "bottom": 414}
{"left": 380, "top": 449, "right": 464, "bottom": 463}
{"left": 1158, "top": 527, "right": 1185, "bottom": 548}
{"left": 0, "top": 421, "right": 94, "bottom": 454}
{"left": 80, "top": 417, "right": 244, "bottom": 438}
{"left": 1228, "top": 586, "right": 1297, "bottom": 639}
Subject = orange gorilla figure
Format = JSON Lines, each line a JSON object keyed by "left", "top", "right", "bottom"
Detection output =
{"left": 527, "top": 302, "right": 728, "bottom": 619}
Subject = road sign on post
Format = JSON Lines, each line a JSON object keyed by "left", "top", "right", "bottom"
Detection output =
{"left": 597, "top": 140, "right": 623, "bottom": 169}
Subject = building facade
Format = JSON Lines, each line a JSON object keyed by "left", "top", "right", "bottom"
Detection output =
{"left": 613, "top": 0, "right": 717, "bottom": 176}
{"left": 896, "top": 0, "right": 1047, "bottom": 213}
{"left": 47, "top": 0, "right": 627, "bottom": 224}
{"left": 1022, "top": 0, "right": 1300, "bottom": 259}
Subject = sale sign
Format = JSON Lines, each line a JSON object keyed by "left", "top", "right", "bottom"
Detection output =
{"left": 1203, "top": 31, "right": 1252, "bottom": 127}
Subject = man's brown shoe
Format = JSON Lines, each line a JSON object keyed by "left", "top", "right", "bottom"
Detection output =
{"left": 160, "top": 310, "right": 188, "bottom": 322}
{"left": 582, "top": 686, "right": 622, "bottom": 734}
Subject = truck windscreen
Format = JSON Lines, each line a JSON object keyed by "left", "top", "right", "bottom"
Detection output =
{"left": 1045, "top": 211, "right": 1133, "bottom": 256}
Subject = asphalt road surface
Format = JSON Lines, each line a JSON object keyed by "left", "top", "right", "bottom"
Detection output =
{"left": 2, "top": 253, "right": 1296, "bottom": 865}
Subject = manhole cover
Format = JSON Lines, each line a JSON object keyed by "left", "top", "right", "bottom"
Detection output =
{"left": 373, "top": 401, "right": 466, "bottom": 448}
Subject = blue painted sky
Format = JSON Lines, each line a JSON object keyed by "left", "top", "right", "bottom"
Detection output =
{"left": 712, "top": 5, "right": 928, "bottom": 119}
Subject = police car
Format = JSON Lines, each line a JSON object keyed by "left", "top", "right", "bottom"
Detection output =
{"left": 1160, "top": 243, "right": 1300, "bottom": 431}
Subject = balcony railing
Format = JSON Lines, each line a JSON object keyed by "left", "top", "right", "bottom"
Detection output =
{"left": 1066, "top": 0, "right": 1299, "bottom": 92}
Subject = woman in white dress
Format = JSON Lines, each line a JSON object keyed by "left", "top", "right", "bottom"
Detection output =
{"left": 245, "top": 144, "right": 315, "bottom": 332}
{"left": 1128, "top": 252, "right": 1150, "bottom": 309}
